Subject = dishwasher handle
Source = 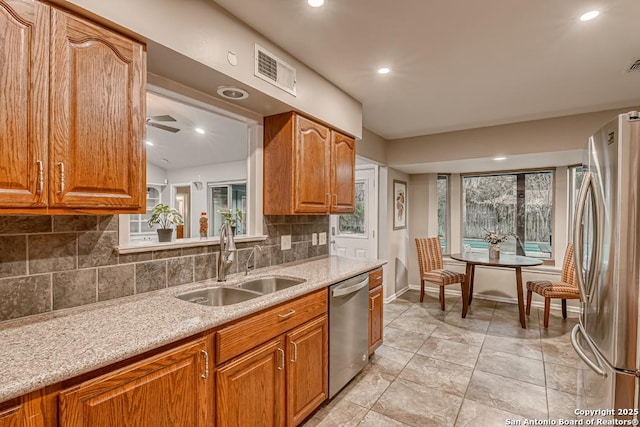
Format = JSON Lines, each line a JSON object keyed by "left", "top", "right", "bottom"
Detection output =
{"left": 332, "top": 277, "right": 369, "bottom": 297}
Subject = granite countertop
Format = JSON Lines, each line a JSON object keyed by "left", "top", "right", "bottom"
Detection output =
{"left": 0, "top": 256, "right": 386, "bottom": 403}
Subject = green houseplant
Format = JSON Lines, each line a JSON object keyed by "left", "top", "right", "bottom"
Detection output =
{"left": 217, "top": 208, "right": 243, "bottom": 234}
{"left": 148, "top": 203, "right": 184, "bottom": 242}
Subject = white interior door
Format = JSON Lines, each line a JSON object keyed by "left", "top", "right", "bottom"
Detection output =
{"left": 330, "top": 167, "right": 377, "bottom": 258}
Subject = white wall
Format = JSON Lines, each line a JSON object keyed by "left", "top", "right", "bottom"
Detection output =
{"left": 384, "top": 168, "right": 410, "bottom": 297}
{"left": 408, "top": 173, "right": 438, "bottom": 287}
{"left": 356, "top": 128, "right": 387, "bottom": 165}
{"left": 55, "top": 0, "right": 363, "bottom": 138}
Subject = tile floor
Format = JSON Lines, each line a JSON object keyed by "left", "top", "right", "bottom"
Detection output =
{"left": 304, "top": 290, "right": 589, "bottom": 427}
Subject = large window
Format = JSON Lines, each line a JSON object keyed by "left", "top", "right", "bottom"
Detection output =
{"left": 568, "top": 166, "right": 586, "bottom": 238}
{"left": 462, "top": 170, "right": 554, "bottom": 259}
{"left": 437, "top": 175, "right": 449, "bottom": 253}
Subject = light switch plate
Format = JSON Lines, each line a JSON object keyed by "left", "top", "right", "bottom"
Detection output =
{"left": 312, "top": 233, "right": 318, "bottom": 246}
{"left": 281, "top": 235, "right": 292, "bottom": 250}
{"left": 319, "top": 232, "right": 327, "bottom": 245}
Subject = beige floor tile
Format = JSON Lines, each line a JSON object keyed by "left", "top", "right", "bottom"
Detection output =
{"left": 465, "top": 370, "right": 548, "bottom": 419}
{"left": 443, "top": 311, "right": 491, "bottom": 333}
{"left": 475, "top": 348, "right": 546, "bottom": 386}
{"left": 547, "top": 389, "right": 590, "bottom": 420}
{"left": 398, "top": 353, "right": 473, "bottom": 397}
{"left": 487, "top": 317, "right": 541, "bottom": 339}
{"left": 430, "top": 323, "right": 486, "bottom": 347}
{"left": 545, "top": 361, "right": 586, "bottom": 396}
{"left": 357, "top": 410, "right": 411, "bottom": 426}
{"left": 417, "top": 336, "right": 482, "bottom": 368}
{"left": 482, "top": 333, "right": 543, "bottom": 360}
{"left": 369, "top": 344, "right": 415, "bottom": 377}
{"left": 541, "top": 338, "right": 584, "bottom": 368}
{"left": 383, "top": 326, "right": 432, "bottom": 353}
{"left": 373, "top": 378, "right": 463, "bottom": 427}
{"left": 311, "top": 399, "right": 368, "bottom": 427}
{"left": 343, "top": 368, "right": 395, "bottom": 409}
{"left": 387, "top": 314, "right": 439, "bottom": 335}
{"left": 454, "top": 399, "right": 525, "bottom": 427}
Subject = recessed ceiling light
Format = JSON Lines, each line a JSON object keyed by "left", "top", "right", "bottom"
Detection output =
{"left": 145, "top": 141, "right": 153, "bottom": 146}
{"left": 216, "top": 86, "right": 249, "bottom": 100}
{"left": 378, "top": 67, "right": 391, "bottom": 74}
{"left": 579, "top": 10, "right": 600, "bottom": 21}
{"left": 493, "top": 156, "right": 507, "bottom": 161}
{"left": 195, "top": 128, "right": 206, "bottom": 135}
{"left": 308, "top": 0, "right": 324, "bottom": 7}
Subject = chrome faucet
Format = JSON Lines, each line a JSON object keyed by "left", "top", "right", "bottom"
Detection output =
{"left": 217, "top": 222, "right": 236, "bottom": 281}
{"left": 245, "top": 245, "right": 262, "bottom": 275}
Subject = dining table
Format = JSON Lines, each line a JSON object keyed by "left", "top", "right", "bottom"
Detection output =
{"left": 450, "top": 252, "right": 543, "bottom": 328}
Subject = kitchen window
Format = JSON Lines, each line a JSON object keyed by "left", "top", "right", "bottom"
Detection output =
{"left": 462, "top": 170, "right": 554, "bottom": 259}
{"left": 568, "top": 165, "right": 586, "bottom": 239}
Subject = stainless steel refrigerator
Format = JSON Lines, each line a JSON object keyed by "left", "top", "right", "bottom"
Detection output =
{"left": 571, "top": 111, "right": 640, "bottom": 414}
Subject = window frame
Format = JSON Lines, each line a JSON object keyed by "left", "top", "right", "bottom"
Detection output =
{"left": 460, "top": 167, "right": 556, "bottom": 262}
{"left": 437, "top": 174, "right": 451, "bottom": 255}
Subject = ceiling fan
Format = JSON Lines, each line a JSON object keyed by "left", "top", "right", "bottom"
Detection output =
{"left": 146, "top": 115, "right": 180, "bottom": 133}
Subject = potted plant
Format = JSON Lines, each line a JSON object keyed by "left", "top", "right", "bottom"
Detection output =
{"left": 483, "top": 230, "right": 512, "bottom": 259}
{"left": 148, "top": 203, "right": 184, "bottom": 242}
{"left": 217, "top": 208, "right": 243, "bottom": 234}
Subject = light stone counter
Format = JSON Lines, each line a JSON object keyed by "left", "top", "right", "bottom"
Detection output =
{"left": 0, "top": 256, "right": 385, "bottom": 403}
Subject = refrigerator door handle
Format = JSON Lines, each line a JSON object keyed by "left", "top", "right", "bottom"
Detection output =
{"left": 573, "top": 171, "right": 600, "bottom": 303}
{"left": 571, "top": 324, "right": 607, "bottom": 377}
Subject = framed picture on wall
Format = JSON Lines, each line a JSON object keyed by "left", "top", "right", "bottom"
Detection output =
{"left": 393, "top": 179, "right": 407, "bottom": 230}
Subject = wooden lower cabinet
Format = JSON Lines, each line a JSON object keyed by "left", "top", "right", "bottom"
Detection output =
{"left": 58, "top": 337, "right": 212, "bottom": 427}
{"left": 286, "top": 316, "right": 328, "bottom": 427}
{"left": 216, "top": 338, "right": 285, "bottom": 427}
{"left": 369, "top": 286, "right": 384, "bottom": 355}
{"left": 0, "top": 390, "right": 47, "bottom": 427}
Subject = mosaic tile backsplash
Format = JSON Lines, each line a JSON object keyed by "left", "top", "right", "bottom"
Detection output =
{"left": 0, "top": 215, "right": 328, "bottom": 322}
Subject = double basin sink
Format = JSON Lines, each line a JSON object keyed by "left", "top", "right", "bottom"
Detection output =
{"left": 176, "top": 276, "right": 305, "bottom": 307}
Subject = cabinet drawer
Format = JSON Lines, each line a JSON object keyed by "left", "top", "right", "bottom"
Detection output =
{"left": 216, "top": 288, "right": 328, "bottom": 364}
{"left": 369, "top": 268, "right": 383, "bottom": 289}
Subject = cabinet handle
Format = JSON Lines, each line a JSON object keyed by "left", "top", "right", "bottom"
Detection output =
{"left": 372, "top": 275, "right": 382, "bottom": 281}
{"left": 36, "top": 161, "right": 44, "bottom": 195}
{"left": 277, "top": 348, "right": 285, "bottom": 370}
{"left": 278, "top": 309, "right": 296, "bottom": 319}
{"left": 291, "top": 341, "right": 298, "bottom": 363}
{"left": 200, "top": 349, "right": 209, "bottom": 379}
{"left": 57, "top": 162, "right": 65, "bottom": 194}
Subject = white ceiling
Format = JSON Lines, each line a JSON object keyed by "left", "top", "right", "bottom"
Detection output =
{"left": 146, "top": 92, "right": 248, "bottom": 170}
{"left": 212, "top": 0, "right": 640, "bottom": 140}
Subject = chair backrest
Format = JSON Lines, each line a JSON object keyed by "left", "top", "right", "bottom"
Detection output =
{"left": 415, "top": 237, "right": 443, "bottom": 273}
{"left": 561, "top": 243, "right": 577, "bottom": 287}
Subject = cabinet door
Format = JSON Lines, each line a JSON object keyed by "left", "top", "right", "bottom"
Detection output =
{"left": 49, "top": 9, "right": 146, "bottom": 211}
{"left": 0, "top": 0, "right": 48, "bottom": 209}
{"left": 369, "top": 286, "right": 384, "bottom": 355}
{"left": 330, "top": 131, "right": 355, "bottom": 213}
{"left": 293, "top": 115, "right": 330, "bottom": 213}
{"left": 59, "top": 338, "right": 211, "bottom": 427}
{"left": 0, "top": 391, "right": 46, "bottom": 427}
{"left": 217, "top": 338, "right": 285, "bottom": 427}
{"left": 286, "top": 316, "right": 328, "bottom": 427}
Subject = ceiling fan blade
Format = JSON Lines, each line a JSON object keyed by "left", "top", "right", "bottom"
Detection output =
{"left": 148, "top": 122, "right": 180, "bottom": 133}
{"left": 148, "top": 115, "right": 176, "bottom": 122}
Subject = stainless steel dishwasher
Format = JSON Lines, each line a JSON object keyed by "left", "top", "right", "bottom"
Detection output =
{"left": 329, "top": 272, "right": 370, "bottom": 398}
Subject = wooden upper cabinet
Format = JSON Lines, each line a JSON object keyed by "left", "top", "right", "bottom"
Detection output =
{"left": 0, "top": 0, "right": 49, "bottom": 209}
{"left": 49, "top": 8, "right": 146, "bottom": 211}
{"left": 330, "top": 131, "right": 355, "bottom": 214}
{"left": 264, "top": 111, "right": 355, "bottom": 215}
{"left": 59, "top": 337, "right": 212, "bottom": 427}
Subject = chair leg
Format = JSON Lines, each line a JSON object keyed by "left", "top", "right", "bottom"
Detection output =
{"left": 562, "top": 299, "right": 567, "bottom": 319}
{"left": 526, "top": 290, "right": 532, "bottom": 316}
{"left": 439, "top": 286, "right": 445, "bottom": 311}
{"left": 544, "top": 297, "right": 551, "bottom": 328}
{"left": 419, "top": 280, "right": 425, "bottom": 303}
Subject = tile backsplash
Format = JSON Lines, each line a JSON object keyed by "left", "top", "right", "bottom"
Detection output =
{"left": 0, "top": 214, "right": 328, "bottom": 322}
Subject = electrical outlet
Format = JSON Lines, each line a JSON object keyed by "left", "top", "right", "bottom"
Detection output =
{"left": 319, "top": 232, "right": 327, "bottom": 245}
{"left": 312, "top": 233, "right": 318, "bottom": 246}
{"left": 281, "top": 235, "right": 292, "bottom": 250}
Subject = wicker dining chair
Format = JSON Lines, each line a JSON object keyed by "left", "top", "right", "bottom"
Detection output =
{"left": 525, "top": 243, "right": 580, "bottom": 328}
{"left": 415, "top": 237, "right": 466, "bottom": 309}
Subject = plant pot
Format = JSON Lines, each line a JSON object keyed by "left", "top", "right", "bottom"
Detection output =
{"left": 157, "top": 229, "right": 174, "bottom": 242}
{"left": 488, "top": 243, "right": 500, "bottom": 260}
